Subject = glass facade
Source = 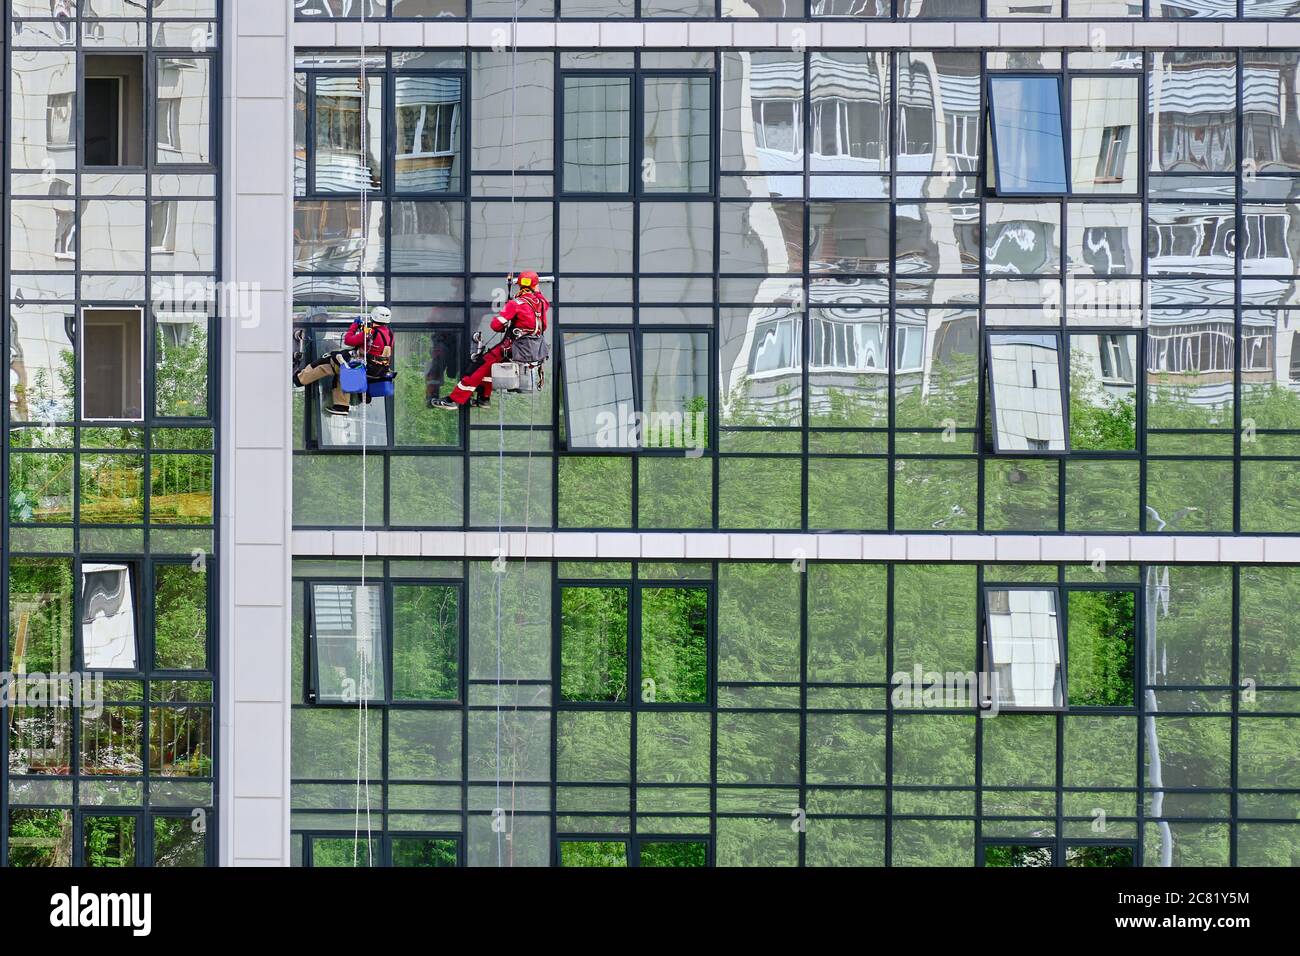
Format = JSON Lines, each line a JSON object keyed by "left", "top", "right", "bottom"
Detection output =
{"left": 292, "top": 48, "right": 1300, "bottom": 536}
{"left": 290, "top": 558, "right": 1300, "bottom": 867}
{"left": 4, "top": 0, "right": 219, "bottom": 866}
{"left": 285, "top": 41, "right": 1300, "bottom": 867}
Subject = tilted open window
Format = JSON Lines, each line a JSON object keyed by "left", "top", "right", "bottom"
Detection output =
{"left": 986, "top": 331, "right": 1068, "bottom": 454}
{"left": 81, "top": 562, "right": 138, "bottom": 671}
{"left": 988, "top": 72, "right": 1138, "bottom": 198}
{"left": 987, "top": 75, "right": 1067, "bottom": 196}
{"left": 981, "top": 586, "right": 1064, "bottom": 711}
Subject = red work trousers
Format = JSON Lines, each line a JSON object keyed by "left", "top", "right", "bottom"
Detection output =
{"left": 449, "top": 342, "right": 508, "bottom": 405}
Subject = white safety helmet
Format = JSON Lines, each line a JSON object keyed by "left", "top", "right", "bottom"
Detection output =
{"left": 370, "top": 306, "right": 392, "bottom": 325}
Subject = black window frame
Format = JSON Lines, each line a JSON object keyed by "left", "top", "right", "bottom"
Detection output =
{"left": 558, "top": 68, "right": 715, "bottom": 200}
{"left": 555, "top": 833, "right": 713, "bottom": 867}
{"left": 305, "top": 576, "right": 466, "bottom": 707}
{"left": 984, "top": 328, "right": 1071, "bottom": 457}
{"left": 978, "top": 583, "right": 1067, "bottom": 714}
{"left": 304, "top": 67, "right": 467, "bottom": 200}
{"left": 986, "top": 72, "right": 1068, "bottom": 199}
{"left": 554, "top": 576, "right": 715, "bottom": 713}
{"left": 560, "top": 325, "right": 712, "bottom": 455}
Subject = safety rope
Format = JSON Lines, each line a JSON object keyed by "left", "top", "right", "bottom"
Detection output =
{"left": 353, "top": 0, "right": 374, "bottom": 868}
{"left": 491, "top": 0, "right": 535, "bottom": 868}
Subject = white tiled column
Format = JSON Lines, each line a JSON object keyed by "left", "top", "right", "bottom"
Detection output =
{"left": 220, "top": 0, "right": 294, "bottom": 867}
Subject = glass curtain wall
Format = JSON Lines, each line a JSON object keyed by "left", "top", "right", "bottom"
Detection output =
{"left": 292, "top": 48, "right": 1300, "bottom": 536}
{"left": 289, "top": 558, "right": 1300, "bottom": 867}
{"left": 4, "top": 0, "right": 220, "bottom": 867}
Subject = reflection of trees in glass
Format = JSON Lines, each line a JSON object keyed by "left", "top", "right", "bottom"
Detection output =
{"left": 9, "top": 558, "right": 74, "bottom": 674}
{"left": 155, "top": 322, "right": 208, "bottom": 417}
{"left": 150, "top": 454, "right": 214, "bottom": 525}
{"left": 153, "top": 817, "right": 206, "bottom": 867}
{"left": 8, "top": 453, "right": 74, "bottom": 523}
{"left": 1065, "top": 845, "right": 1133, "bottom": 867}
{"left": 1068, "top": 590, "right": 1136, "bottom": 707}
{"left": 560, "top": 840, "right": 627, "bottom": 867}
{"left": 154, "top": 565, "right": 207, "bottom": 670}
{"left": 8, "top": 809, "right": 73, "bottom": 867}
{"left": 392, "top": 584, "right": 459, "bottom": 700}
{"left": 1070, "top": 350, "right": 1136, "bottom": 451}
{"left": 311, "top": 837, "right": 379, "bottom": 867}
{"left": 640, "top": 840, "right": 707, "bottom": 867}
{"left": 84, "top": 816, "right": 136, "bottom": 868}
{"left": 640, "top": 587, "right": 708, "bottom": 703}
{"left": 391, "top": 837, "right": 457, "bottom": 867}
{"left": 894, "top": 350, "right": 978, "bottom": 429}
{"left": 984, "top": 844, "right": 1053, "bottom": 867}
{"left": 560, "top": 587, "right": 627, "bottom": 702}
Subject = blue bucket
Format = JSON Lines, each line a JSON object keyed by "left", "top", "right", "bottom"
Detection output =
{"left": 367, "top": 378, "right": 395, "bottom": 399}
{"left": 338, "top": 360, "right": 369, "bottom": 394}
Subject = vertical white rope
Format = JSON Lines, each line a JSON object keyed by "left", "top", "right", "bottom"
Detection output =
{"left": 493, "top": 0, "right": 524, "bottom": 868}
{"left": 353, "top": 0, "right": 374, "bottom": 868}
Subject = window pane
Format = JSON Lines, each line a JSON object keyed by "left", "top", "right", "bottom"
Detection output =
{"left": 560, "top": 586, "right": 628, "bottom": 703}
{"left": 9, "top": 810, "right": 73, "bottom": 868}
{"left": 563, "top": 76, "right": 630, "bottom": 193}
{"left": 722, "top": 52, "right": 803, "bottom": 173}
{"left": 392, "top": 584, "right": 459, "bottom": 701}
{"left": 155, "top": 57, "right": 211, "bottom": 165}
{"left": 897, "top": 52, "right": 982, "bottom": 177}
{"left": 987, "top": 332, "right": 1067, "bottom": 453}
{"left": 1067, "top": 590, "right": 1136, "bottom": 707}
{"left": 155, "top": 312, "right": 209, "bottom": 418}
{"left": 1065, "top": 845, "right": 1134, "bottom": 867}
{"left": 810, "top": 308, "right": 889, "bottom": 427}
{"left": 11, "top": 305, "right": 75, "bottom": 423}
{"left": 1070, "top": 76, "right": 1137, "bottom": 194}
{"left": 643, "top": 76, "right": 711, "bottom": 194}
{"left": 81, "top": 308, "right": 144, "bottom": 422}
{"left": 811, "top": 52, "right": 889, "bottom": 173}
{"left": 988, "top": 76, "right": 1067, "bottom": 194}
{"left": 639, "top": 840, "right": 707, "bottom": 866}
{"left": 561, "top": 841, "right": 628, "bottom": 866}
{"left": 153, "top": 817, "right": 205, "bottom": 867}
{"left": 1149, "top": 52, "right": 1236, "bottom": 174}
{"left": 154, "top": 564, "right": 207, "bottom": 670}
{"left": 84, "top": 816, "right": 136, "bottom": 868}
{"left": 984, "top": 844, "right": 1054, "bottom": 867}
{"left": 81, "top": 563, "right": 137, "bottom": 670}
{"left": 808, "top": 202, "right": 890, "bottom": 273}
{"left": 395, "top": 75, "right": 462, "bottom": 193}
{"left": 150, "top": 454, "right": 214, "bottom": 525}
{"left": 1069, "top": 333, "right": 1137, "bottom": 451}
{"left": 983, "top": 588, "right": 1064, "bottom": 710}
{"left": 10, "top": 558, "right": 74, "bottom": 675}
{"left": 720, "top": 306, "right": 803, "bottom": 428}
{"left": 313, "top": 75, "right": 383, "bottom": 193}
{"left": 642, "top": 332, "right": 708, "bottom": 450}
{"left": 391, "top": 837, "right": 457, "bottom": 867}
{"left": 394, "top": 329, "right": 462, "bottom": 442}
{"left": 562, "top": 331, "right": 635, "bottom": 450}
{"left": 640, "top": 587, "right": 707, "bottom": 704}
{"left": 311, "top": 583, "right": 385, "bottom": 702}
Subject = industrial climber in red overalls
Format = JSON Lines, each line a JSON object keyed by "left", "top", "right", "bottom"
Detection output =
{"left": 431, "top": 271, "right": 549, "bottom": 410}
